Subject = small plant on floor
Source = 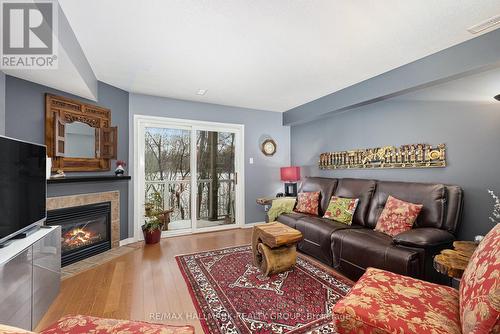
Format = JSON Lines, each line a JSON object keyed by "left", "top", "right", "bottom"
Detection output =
{"left": 142, "top": 191, "right": 166, "bottom": 244}
{"left": 143, "top": 215, "right": 164, "bottom": 232}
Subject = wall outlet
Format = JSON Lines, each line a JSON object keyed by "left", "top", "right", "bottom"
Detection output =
{"left": 249, "top": 157, "right": 254, "bottom": 164}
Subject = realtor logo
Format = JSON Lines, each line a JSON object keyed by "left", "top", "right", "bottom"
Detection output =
{"left": 1, "top": 0, "right": 58, "bottom": 69}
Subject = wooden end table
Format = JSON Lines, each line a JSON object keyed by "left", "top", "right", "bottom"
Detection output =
{"left": 251, "top": 222, "right": 303, "bottom": 276}
{"left": 433, "top": 241, "right": 478, "bottom": 279}
{"left": 256, "top": 197, "right": 295, "bottom": 212}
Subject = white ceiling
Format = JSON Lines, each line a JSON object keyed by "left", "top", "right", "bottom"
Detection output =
{"left": 58, "top": 0, "right": 500, "bottom": 112}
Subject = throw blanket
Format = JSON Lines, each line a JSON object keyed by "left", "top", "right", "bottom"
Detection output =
{"left": 267, "top": 197, "right": 296, "bottom": 222}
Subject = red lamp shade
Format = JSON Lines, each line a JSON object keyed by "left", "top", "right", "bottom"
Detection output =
{"left": 280, "top": 166, "right": 301, "bottom": 182}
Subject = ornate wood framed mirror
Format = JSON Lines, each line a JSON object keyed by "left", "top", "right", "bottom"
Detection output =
{"left": 45, "top": 94, "right": 118, "bottom": 172}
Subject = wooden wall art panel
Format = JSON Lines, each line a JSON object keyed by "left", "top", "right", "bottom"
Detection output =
{"left": 318, "top": 143, "right": 446, "bottom": 170}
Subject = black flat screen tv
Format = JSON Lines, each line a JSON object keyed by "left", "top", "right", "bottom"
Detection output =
{"left": 0, "top": 136, "right": 46, "bottom": 244}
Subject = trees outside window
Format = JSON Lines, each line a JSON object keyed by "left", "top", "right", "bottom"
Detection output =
{"left": 144, "top": 128, "right": 235, "bottom": 229}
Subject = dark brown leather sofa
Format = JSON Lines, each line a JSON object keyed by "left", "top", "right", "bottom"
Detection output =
{"left": 276, "top": 177, "right": 463, "bottom": 283}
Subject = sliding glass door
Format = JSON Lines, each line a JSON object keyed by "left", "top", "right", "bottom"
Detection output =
{"left": 195, "top": 130, "right": 236, "bottom": 228}
{"left": 144, "top": 126, "right": 192, "bottom": 233}
{"left": 135, "top": 116, "right": 243, "bottom": 237}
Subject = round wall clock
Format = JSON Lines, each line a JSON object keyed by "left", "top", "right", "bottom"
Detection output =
{"left": 261, "top": 139, "right": 277, "bottom": 156}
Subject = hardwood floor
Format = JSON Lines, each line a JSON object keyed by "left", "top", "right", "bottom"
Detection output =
{"left": 37, "top": 227, "right": 350, "bottom": 332}
{"left": 37, "top": 228, "right": 253, "bottom": 332}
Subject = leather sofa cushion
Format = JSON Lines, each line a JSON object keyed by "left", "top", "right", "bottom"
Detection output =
{"left": 366, "top": 181, "right": 446, "bottom": 229}
{"left": 443, "top": 185, "right": 463, "bottom": 233}
{"left": 333, "top": 178, "right": 376, "bottom": 227}
{"left": 296, "top": 216, "right": 360, "bottom": 266}
{"left": 331, "top": 229, "right": 423, "bottom": 277}
{"left": 276, "top": 212, "right": 310, "bottom": 229}
{"left": 392, "top": 227, "right": 455, "bottom": 248}
{"left": 299, "top": 177, "right": 338, "bottom": 216}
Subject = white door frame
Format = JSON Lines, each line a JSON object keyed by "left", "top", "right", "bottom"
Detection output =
{"left": 133, "top": 114, "right": 245, "bottom": 240}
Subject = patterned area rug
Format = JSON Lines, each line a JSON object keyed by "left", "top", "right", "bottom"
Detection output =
{"left": 176, "top": 245, "right": 353, "bottom": 334}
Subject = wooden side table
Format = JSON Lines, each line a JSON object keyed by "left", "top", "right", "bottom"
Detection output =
{"left": 256, "top": 197, "right": 295, "bottom": 212}
{"left": 433, "top": 241, "right": 478, "bottom": 279}
{"left": 251, "top": 222, "right": 303, "bottom": 276}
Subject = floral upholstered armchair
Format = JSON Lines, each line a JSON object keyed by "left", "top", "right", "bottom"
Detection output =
{"left": 333, "top": 224, "right": 500, "bottom": 334}
{"left": 0, "top": 315, "right": 194, "bottom": 334}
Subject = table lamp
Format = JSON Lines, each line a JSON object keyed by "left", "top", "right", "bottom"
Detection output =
{"left": 280, "top": 166, "right": 301, "bottom": 197}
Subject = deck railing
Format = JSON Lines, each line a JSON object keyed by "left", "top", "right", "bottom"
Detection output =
{"left": 145, "top": 179, "right": 235, "bottom": 222}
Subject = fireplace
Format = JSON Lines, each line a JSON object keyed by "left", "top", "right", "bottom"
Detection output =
{"left": 46, "top": 202, "right": 112, "bottom": 266}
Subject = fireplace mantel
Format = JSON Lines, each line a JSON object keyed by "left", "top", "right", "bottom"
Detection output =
{"left": 48, "top": 175, "right": 131, "bottom": 184}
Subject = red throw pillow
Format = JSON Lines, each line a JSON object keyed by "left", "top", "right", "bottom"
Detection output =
{"left": 294, "top": 192, "right": 320, "bottom": 215}
{"left": 374, "top": 196, "right": 422, "bottom": 237}
{"left": 459, "top": 224, "right": 500, "bottom": 334}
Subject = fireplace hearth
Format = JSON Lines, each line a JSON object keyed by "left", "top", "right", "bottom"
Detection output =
{"left": 46, "top": 202, "right": 111, "bottom": 266}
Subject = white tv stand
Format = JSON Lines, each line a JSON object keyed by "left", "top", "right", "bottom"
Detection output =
{"left": 0, "top": 226, "right": 61, "bottom": 330}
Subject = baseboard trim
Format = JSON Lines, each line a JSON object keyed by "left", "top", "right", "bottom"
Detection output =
{"left": 123, "top": 222, "right": 265, "bottom": 243}
{"left": 119, "top": 237, "right": 138, "bottom": 246}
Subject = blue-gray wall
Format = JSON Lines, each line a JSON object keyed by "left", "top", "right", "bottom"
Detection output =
{"left": 4, "top": 76, "right": 130, "bottom": 239}
{"left": 129, "top": 93, "right": 290, "bottom": 235}
{"left": 0, "top": 72, "right": 5, "bottom": 135}
{"left": 291, "top": 98, "right": 500, "bottom": 240}
{"left": 284, "top": 29, "right": 500, "bottom": 126}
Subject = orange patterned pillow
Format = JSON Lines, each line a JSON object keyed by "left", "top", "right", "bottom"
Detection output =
{"left": 294, "top": 191, "right": 320, "bottom": 215}
{"left": 459, "top": 224, "right": 500, "bottom": 334}
{"left": 374, "top": 196, "right": 422, "bottom": 237}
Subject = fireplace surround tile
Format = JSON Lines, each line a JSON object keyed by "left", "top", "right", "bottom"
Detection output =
{"left": 47, "top": 191, "right": 120, "bottom": 248}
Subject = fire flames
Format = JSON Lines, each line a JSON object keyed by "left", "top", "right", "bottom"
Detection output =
{"left": 62, "top": 227, "right": 102, "bottom": 251}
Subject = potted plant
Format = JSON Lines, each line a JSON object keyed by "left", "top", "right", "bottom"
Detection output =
{"left": 142, "top": 214, "right": 164, "bottom": 244}
{"left": 142, "top": 191, "right": 172, "bottom": 244}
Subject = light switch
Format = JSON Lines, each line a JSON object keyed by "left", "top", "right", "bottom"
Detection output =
{"left": 249, "top": 157, "right": 254, "bottom": 164}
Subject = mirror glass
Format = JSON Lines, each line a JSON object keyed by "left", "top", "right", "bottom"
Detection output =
{"left": 65, "top": 121, "right": 96, "bottom": 158}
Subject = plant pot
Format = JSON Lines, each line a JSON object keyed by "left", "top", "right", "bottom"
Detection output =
{"left": 143, "top": 228, "right": 162, "bottom": 244}
{"left": 115, "top": 165, "right": 125, "bottom": 176}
